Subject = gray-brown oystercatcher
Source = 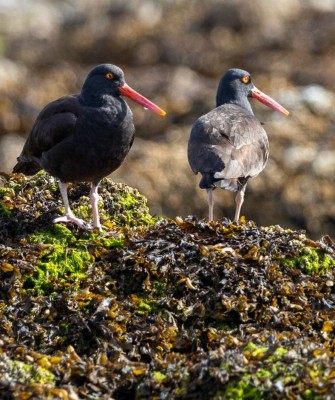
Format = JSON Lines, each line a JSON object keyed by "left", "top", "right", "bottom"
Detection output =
{"left": 188, "top": 68, "right": 288, "bottom": 222}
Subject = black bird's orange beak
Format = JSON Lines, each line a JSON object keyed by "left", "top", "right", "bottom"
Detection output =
{"left": 119, "top": 83, "right": 166, "bottom": 116}
{"left": 250, "top": 87, "right": 289, "bottom": 116}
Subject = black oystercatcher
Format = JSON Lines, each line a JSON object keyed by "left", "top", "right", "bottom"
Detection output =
{"left": 188, "top": 68, "right": 289, "bottom": 222}
{"left": 13, "top": 64, "right": 166, "bottom": 229}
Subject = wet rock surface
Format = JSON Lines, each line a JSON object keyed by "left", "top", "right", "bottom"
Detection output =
{"left": 1, "top": 174, "right": 335, "bottom": 399}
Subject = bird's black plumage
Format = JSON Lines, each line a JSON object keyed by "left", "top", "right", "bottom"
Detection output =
{"left": 13, "top": 64, "right": 165, "bottom": 229}
{"left": 14, "top": 65, "right": 134, "bottom": 183}
{"left": 188, "top": 68, "right": 288, "bottom": 222}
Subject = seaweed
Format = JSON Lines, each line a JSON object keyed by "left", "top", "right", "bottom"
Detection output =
{"left": 1, "top": 173, "right": 335, "bottom": 399}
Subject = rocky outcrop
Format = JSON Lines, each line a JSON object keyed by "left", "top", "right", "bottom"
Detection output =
{"left": 1, "top": 174, "right": 335, "bottom": 398}
{"left": 0, "top": 0, "right": 334, "bottom": 239}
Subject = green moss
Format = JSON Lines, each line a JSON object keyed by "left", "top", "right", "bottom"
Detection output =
{"left": 24, "top": 228, "right": 89, "bottom": 293}
{"left": 223, "top": 378, "right": 262, "bottom": 400}
{"left": 152, "top": 371, "right": 167, "bottom": 383}
{"left": 103, "top": 181, "right": 160, "bottom": 227}
{"left": 0, "top": 186, "right": 13, "bottom": 216}
{"left": 0, "top": 202, "right": 10, "bottom": 217}
{"left": 241, "top": 343, "right": 306, "bottom": 395}
{"left": 138, "top": 300, "right": 152, "bottom": 312}
{"left": 75, "top": 202, "right": 92, "bottom": 221}
{"left": 302, "top": 389, "right": 317, "bottom": 399}
{"left": 136, "top": 298, "right": 160, "bottom": 315}
{"left": 23, "top": 224, "right": 124, "bottom": 293}
{"left": 217, "top": 322, "right": 239, "bottom": 331}
{"left": 10, "top": 360, "right": 55, "bottom": 385}
{"left": 152, "top": 279, "right": 168, "bottom": 297}
{"left": 36, "top": 223, "right": 78, "bottom": 246}
{"left": 120, "top": 192, "right": 139, "bottom": 208}
{"left": 222, "top": 355, "right": 305, "bottom": 400}
{"left": 272, "top": 347, "right": 289, "bottom": 357}
{"left": 282, "top": 246, "right": 335, "bottom": 275}
{"left": 0, "top": 187, "right": 13, "bottom": 198}
{"left": 118, "top": 191, "right": 158, "bottom": 226}
{"left": 88, "top": 233, "right": 124, "bottom": 250}
{"left": 244, "top": 342, "right": 269, "bottom": 357}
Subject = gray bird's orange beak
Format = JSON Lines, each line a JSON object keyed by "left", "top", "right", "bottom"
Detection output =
{"left": 119, "top": 83, "right": 166, "bottom": 116}
{"left": 250, "top": 87, "right": 289, "bottom": 116}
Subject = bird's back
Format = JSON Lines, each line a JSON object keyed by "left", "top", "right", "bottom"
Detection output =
{"left": 13, "top": 94, "right": 135, "bottom": 183}
{"left": 13, "top": 95, "right": 82, "bottom": 175}
{"left": 188, "top": 103, "right": 269, "bottom": 191}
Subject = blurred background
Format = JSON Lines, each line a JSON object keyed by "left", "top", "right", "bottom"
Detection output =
{"left": 0, "top": 0, "right": 334, "bottom": 239}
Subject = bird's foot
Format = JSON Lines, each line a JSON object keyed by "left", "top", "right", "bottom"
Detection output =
{"left": 53, "top": 214, "right": 93, "bottom": 230}
{"left": 93, "top": 224, "right": 103, "bottom": 233}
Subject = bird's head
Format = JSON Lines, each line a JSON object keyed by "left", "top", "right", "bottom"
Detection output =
{"left": 81, "top": 64, "right": 166, "bottom": 116}
{"left": 216, "top": 68, "right": 289, "bottom": 116}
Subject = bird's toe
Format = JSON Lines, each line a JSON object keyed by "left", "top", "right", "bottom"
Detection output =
{"left": 53, "top": 215, "right": 92, "bottom": 230}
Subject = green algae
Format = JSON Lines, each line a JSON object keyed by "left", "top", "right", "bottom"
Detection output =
{"left": 272, "top": 347, "right": 289, "bottom": 357}
{"left": 138, "top": 299, "right": 153, "bottom": 313}
{"left": 1, "top": 172, "right": 159, "bottom": 233}
{"left": 243, "top": 342, "right": 269, "bottom": 358}
{"left": 0, "top": 202, "right": 10, "bottom": 217}
{"left": 152, "top": 371, "right": 167, "bottom": 383}
{"left": 1, "top": 173, "right": 335, "bottom": 399}
{"left": 10, "top": 360, "right": 55, "bottom": 385}
{"left": 50, "top": 178, "right": 159, "bottom": 228}
{"left": 0, "top": 186, "right": 13, "bottom": 216}
{"left": 118, "top": 190, "right": 155, "bottom": 227}
{"left": 223, "top": 379, "right": 261, "bottom": 400}
{"left": 23, "top": 224, "right": 124, "bottom": 293}
{"left": 239, "top": 343, "right": 311, "bottom": 398}
{"left": 0, "top": 187, "right": 12, "bottom": 198}
{"left": 282, "top": 246, "right": 335, "bottom": 275}
{"left": 137, "top": 298, "right": 160, "bottom": 315}
{"left": 101, "top": 179, "right": 160, "bottom": 227}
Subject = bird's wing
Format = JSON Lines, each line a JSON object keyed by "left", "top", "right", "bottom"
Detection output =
{"left": 188, "top": 104, "right": 269, "bottom": 181}
{"left": 13, "top": 95, "right": 81, "bottom": 174}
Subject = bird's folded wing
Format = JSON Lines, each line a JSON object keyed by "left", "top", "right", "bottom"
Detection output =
{"left": 23, "top": 95, "right": 81, "bottom": 159}
{"left": 188, "top": 104, "right": 269, "bottom": 179}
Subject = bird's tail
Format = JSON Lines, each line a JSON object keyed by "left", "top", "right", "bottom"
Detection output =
{"left": 199, "top": 172, "right": 249, "bottom": 192}
{"left": 12, "top": 160, "right": 41, "bottom": 176}
{"left": 199, "top": 172, "right": 238, "bottom": 191}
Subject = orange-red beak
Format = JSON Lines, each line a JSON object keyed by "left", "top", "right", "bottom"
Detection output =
{"left": 251, "top": 87, "right": 289, "bottom": 116}
{"left": 119, "top": 83, "right": 166, "bottom": 117}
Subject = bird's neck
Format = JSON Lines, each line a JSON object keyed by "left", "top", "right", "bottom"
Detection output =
{"left": 216, "top": 94, "right": 254, "bottom": 115}
{"left": 80, "top": 91, "right": 120, "bottom": 108}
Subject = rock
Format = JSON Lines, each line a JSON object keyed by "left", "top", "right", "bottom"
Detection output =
{"left": 1, "top": 173, "right": 335, "bottom": 398}
{"left": 0, "top": 0, "right": 334, "bottom": 238}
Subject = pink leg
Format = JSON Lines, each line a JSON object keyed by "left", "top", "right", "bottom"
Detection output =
{"left": 234, "top": 186, "right": 246, "bottom": 222}
{"left": 207, "top": 189, "right": 214, "bottom": 221}
{"left": 89, "top": 182, "right": 102, "bottom": 230}
{"left": 54, "top": 181, "right": 91, "bottom": 229}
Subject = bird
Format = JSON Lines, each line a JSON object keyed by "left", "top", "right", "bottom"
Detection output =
{"left": 188, "top": 68, "right": 289, "bottom": 222}
{"left": 13, "top": 63, "right": 166, "bottom": 230}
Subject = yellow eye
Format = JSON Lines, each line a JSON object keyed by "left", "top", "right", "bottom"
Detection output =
{"left": 105, "top": 72, "right": 114, "bottom": 80}
{"left": 241, "top": 75, "right": 250, "bottom": 84}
